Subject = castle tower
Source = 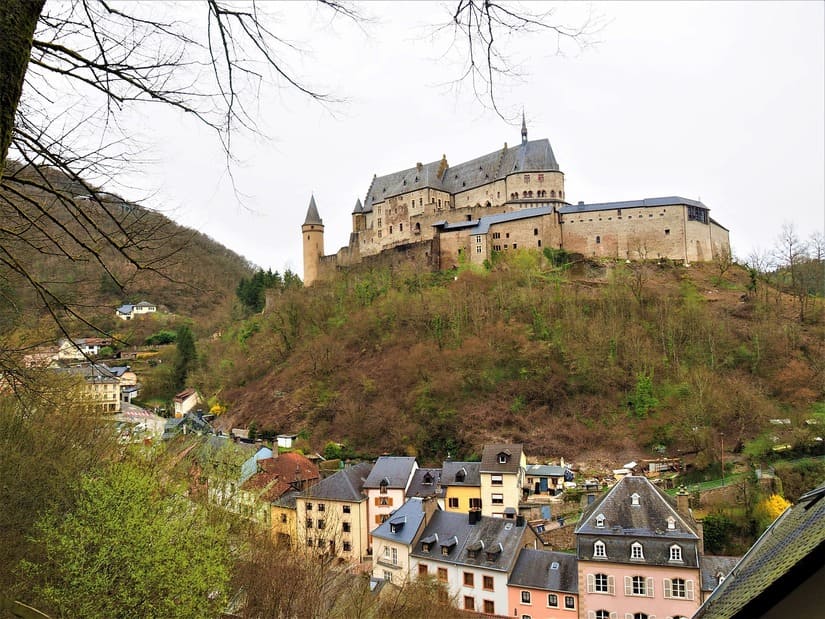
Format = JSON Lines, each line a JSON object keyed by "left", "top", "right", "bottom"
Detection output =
{"left": 302, "top": 194, "right": 324, "bottom": 286}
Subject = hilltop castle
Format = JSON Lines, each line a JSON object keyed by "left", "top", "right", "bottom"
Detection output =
{"left": 302, "top": 118, "right": 730, "bottom": 285}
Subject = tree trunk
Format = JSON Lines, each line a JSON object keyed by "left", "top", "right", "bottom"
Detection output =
{"left": 0, "top": 0, "right": 44, "bottom": 180}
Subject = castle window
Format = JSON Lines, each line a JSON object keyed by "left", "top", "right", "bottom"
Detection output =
{"left": 438, "top": 199, "right": 441, "bottom": 207}
{"left": 538, "top": 174, "right": 544, "bottom": 182}
{"left": 497, "top": 192, "right": 500, "bottom": 199}
{"left": 399, "top": 223, "right": 403, "bottom": 232}
{"left": 534, "top": 228, "right": 539, "bottom": 235}
{"left": 414, "top": 223, "right": 421, "bottom": 234}
{"left": 476, "top": 246, "right": 482, "bottom": 253}
{"left": 513, "top": 243, "right": 517, "bottom": 249}
{"left": 389, "top": 226, "right": 392, "bottom": 234}
{"left": 377, "top": 218, "right": 382, "bottom": 227}
{"left": 505, "top": 233, "right": 510, "bottom": 239}
{"left": 537, "top": 240, "right": 541, "bottom": 247}
{"left": 419, "top": 198, "right": 422, "bottom": 206}
{"left": 524, "top": 174, "right": 530, "bottom": 183}
{"left": 596, "top": 236, "right": 601, "bottom": 244}
{"left": 596, "top": 514, "right": 605, "bottom": 528}
{"left": 665, "top": 229, "right": 670, "bottom": 235}
{"left": 522, "top": 191, "right": 527, "bottom": 198}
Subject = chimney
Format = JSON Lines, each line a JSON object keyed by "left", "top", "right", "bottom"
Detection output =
{"left": 422, "top": 496, "right": 438, "bottom": 525}
{"left": 676, "top": 485, "right": 690, "bottom": 518}
{"left": 468, "top": 509, "right": 481, "bottom": 525}
{"left": 516, "top": 514, "right": 525, "bottom": 527}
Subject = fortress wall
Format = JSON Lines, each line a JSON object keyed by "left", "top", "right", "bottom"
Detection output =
{"left": 710, "top": 220, "right": 731, "bottom": 257}
{"left": 504, "top": 170, "right": 565, "bottom": 201}
{"left": 453, "top": 178, "right": 508, "bottom": 210}
{"left": 561, "top": 206, "right": 694, "bottom": 261}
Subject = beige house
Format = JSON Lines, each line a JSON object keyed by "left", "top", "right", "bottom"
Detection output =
{"left": 115, "top": 300, "right": 157, "bottom": 320}
{"left": 479, "top": 444, "right": 526, "bottom": 518}
{"left": 58, "top": 363, "right": 122, "bottom": 413}
{"left": 302, "top": 120, "right": 731, "bottom": 285}
{"left": 173, "top": 387, "right": 199, "bottom": 418}
{"left": 363, "top": 456, "right": 418, "bottom": 533}
{"left": 57, "top": 337, "right": 111, "bottom": 361}
{"left": 296, "top": 462, "right": 373, "bottom": 562}
{"left": 371, "top": 496, "right": 438, "bottom": 585}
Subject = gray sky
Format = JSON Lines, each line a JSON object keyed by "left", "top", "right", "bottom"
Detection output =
{"left": 127, "top": 1, "right": 824, "bottom": 274}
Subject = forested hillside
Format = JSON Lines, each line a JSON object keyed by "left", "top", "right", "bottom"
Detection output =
{"left": 1, "top": 162, "right": 254, "bottom": 342}
{"left": 201, "top": 251, "right": 824, "bottom": 466}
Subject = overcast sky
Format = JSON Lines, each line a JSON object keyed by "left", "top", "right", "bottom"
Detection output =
{"left": 126, "top": 1, "right": 824, "bottom": 274}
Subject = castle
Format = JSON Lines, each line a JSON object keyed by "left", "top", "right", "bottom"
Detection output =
{"left": 302, "top": 118, "right": 730, "bottom": 285}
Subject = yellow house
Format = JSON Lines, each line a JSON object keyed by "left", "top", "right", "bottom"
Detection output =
{"left": 479, "top": 444, "right": 526, "bottom": 518}
{"left": 271, "top": 491, "right": 299, "bottom": 548}
{"left": 441, "top": 461, "right": 482, "bottom": 514}
{"left": 296, "top": 462, "right": 373, "bottom": 562}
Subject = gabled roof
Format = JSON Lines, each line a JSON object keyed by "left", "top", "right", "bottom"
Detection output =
{"left": 575, "top": 476, "right": 698, "bottom": 540}
{"left": 509, "top": 549, "right": 578, "bottom": 593}
{"left": 363, "top": 456, "right": 417, "bottom": 490}
{"left": 480, "top": 444, "right": 524, "bottom": 474}
{"left": 407, "top": 467, "right": 443, "bottom": 498}
{"left": 694, "top": 483, "right": 825, "bottom": 618}
{"left": 371, "top": 497, "right": 428, "bottom": 545}
{"left": 700, "top": 555, "right": 741, "bottom": 592}
{"left": 116, "top": 304, "right": 133, "bottom": 315}
{"left": 433, "top": 205, "right": 553, "bottom": 236}
{"left": 409, "top": 510, "right": 528, "bottom": 572}
{"left": 241, "top": 453, "right": 321, "bottom": 501}
{"left": 441, "top": 461, "right": 481, "bottom": 487}
{"left": 173, "top": 387, "right": 197, "bottom": 402}
{"left": 526, "top": 464, "right": 568, "bottom": 477}
{"left": 303, "top": 461, "right": 372, "bottom": 502}
{"left": 363, "top": 138, "right": 560, "bottom": 211}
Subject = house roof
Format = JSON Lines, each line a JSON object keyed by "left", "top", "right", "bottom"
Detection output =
{"left": 371, "top": 497, "right": 428, "bottom": 545}
{"left": 303, "top": 461, "right": 372, "bottom": 502}
{"left": 116, "top": 304, "right": 133, "bottom": 315}
{"left": 694, "top": 483, "right": 825, "bottom": 618}
{"left": 441, "top": 461, "right": 481, "bottom": 487}
{"left": 700, "top": 555, "right": 741, "bottom": 592}
{"left": 480, "top": 444, "right": 524, "bottom": 474}
{"left": 509, "top": 549, "right": 578, "bottom": 593}
{"left": 363, "top": 138, "right": 559, "bottom": 211}
{"left": 526, "top": 464, "right": 568, "bottom": 477}
{"left": 134, "top": 301, "right": 155, "bottom": 308}
{"left": 241, "top": 453, "right": 321, "bottom": 501}
{"left": 406, "top": 468, "right": 443, "bottom": 498}
{"left": 57, "top": 362, "right": 120, "bottom": 384}
{"left": 558, "top": 196, "right": 707, "bottom": 216}
{"left": 363, "top": 456, "right": 417, "bottom": 490}
{"left": 409, "top": 510, "right": 528, "bottom": 572}
{"left": 434, "top": 205, "right": 553, "bottom": 236}
{"left": 272, "top": 489, "right": 301, "bottom": 510}
{"left": 575, "top": 476, "right": 699, "bottom": 540}
{"left": 173, "top": 387, "right": 197, "bottom": 402}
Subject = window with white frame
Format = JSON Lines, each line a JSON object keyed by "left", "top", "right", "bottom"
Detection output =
{"left": 565, "top": 596, "right": 575, "bottom": 609}
{"left": 592, "top": 611, "right": 613, "bottom": 619}
{"left": 491, "top": 493, "right": 504, "bottom": 505}
{"left": 631, "top": 493, "right": 640, "bottom": 506}
{"left": 594, "top": 540, "right": 606, "bottom": 558}
{"left": 667, "top": 516, "right": 676, "bottom": 530}
{"left": 547, "top": 593, "right": 558, "bottom": 607}
{"left": 589, "top": 573, "right": 614, "bottom": 594}
{"left": 491, "top": 474, "right": 503, "bottom": 486}
{"left": 630, "top": 542, "right": 644, "bottom": 560}
{"left": 625, "top": 576, "right": 653, "bottom": 597}
{"left": 664, "top": 578, "right": 694, "bottom": 600}
{"left": 596, "top": 513, "right": 605, "bottom": 528}
{"left": 632, "top": 614, "right": 648, "bottom": 619}
{"left": 521, "top": 591, "right": 531, "bottom": 604}
{"left": 669, "top": 544, "right": 683, "bottom": 562}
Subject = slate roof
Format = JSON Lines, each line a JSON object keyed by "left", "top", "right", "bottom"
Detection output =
{"left": 509, "top": 549, "right": 578, "bottom": 593}
{"left": 409, "top": 510, "right": 528, "bottom": 572}
{"left": 116, "top": 304, "right": 133, "bottom": 315}
{"left": 303, "top": 194, "right": 323, "bottom": 226}
{"left": 575, "top": 476, "right": 700, "bottom": 567}
{"left": 699, "top": 555, "right": 740, "bottom": 592}
{"left": 371, "top": 497, "right": 428, "bottom": 546}
{"left": 526, "top": 464, "right": 567, "bottom": 477}
{"left": 558, "top": 196, "right": 707, "bottom": 216}
{"left": 441, "top": 461, "right": 481, "bottom": 487}
{"left": 480, "top": 444, "right": 524, "bottom": 474}
{"left": 694, "top": 483, "right": 825, "bottom": 618}
{"left": 433, "top": 206, "right": 553, "bottom": 235}
{"left": 407, "top": 468, "right": 443, "bottom": 498}
{"left": 272, "top": 489, "right": 300, "bottom": 510}
{"left": 363, "top": 138, "right": 559, "bottom": 212}
{"left": 363, "top": 456, "right": 417, "bottom": 490}
{"left": 303, "top": 461, "right": 372, "bottom": 502}
{"left": 58, "top": 362, "right": 120, "bottom": 384}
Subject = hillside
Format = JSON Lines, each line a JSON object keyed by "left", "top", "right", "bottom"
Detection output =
{"left": 198, "top": 252, "right": 824, "bottom": 467}
{"left": 0, "top": 161, "right": 254, "bottom": 342}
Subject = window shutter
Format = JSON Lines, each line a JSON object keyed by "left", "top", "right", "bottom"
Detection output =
{"left": 387, "top": 497, "right": 394, "bottom": 506}
{"left": 625, "top": 614, "right": 634, "bottom": 619}
{"left": 664, "top": 578, "right": 672, "bottom": 598}
{"left": 686, "top": 579, "right": 695, "bottom": 601}
{"left": 587, "top": 574, "right": 595, "bottom": 593}
{"left": 647, "top": 577, "right": 655, "bottom": 597}
{"left": 587, "top": 612, "right": 596, "bottom": 619}
{"left": 608, "top": 575, "right": 615, "bottom": 595}
{"left": 649, "top": 616, "right": 656, "bottom": 619}
{"left": 610, "top": 614, "right": 617, "bottom": 619}
{"left": 624, "top": 576, "right": 632, "bottom": 596}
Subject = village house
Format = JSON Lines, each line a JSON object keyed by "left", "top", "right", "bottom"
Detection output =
{"left": 296, "top": 461, "right": 373, "bottom": 562}
{"left": 526, "top": 463, "right": 573, "bottom": 497}
{"left": 56, "top": 337, "right": 111, "bottom": 360}
{"left": 410, "top": 509, "right": 533, "bottom": 616}
{"left": 575, "top": 477, "right": 704, "bottom": 619}
{"left": 173, "top": 387, "right": 199, "bottom": 418}
{"left": 115, "top": 300, "right": 157, "bottom": 320}
{"left": 363, "top": 456, "right": 418, "bottom": 532}
{"left": 302, "top": 121, "right": 731, "bottom": 285}
{"left": 508, "top": 549, "right": 579, "bottom": 619}
{"left": 442, "top": 461, "right": 482, "bottom": 514}
{"left": 56, "top": 362, "right": 122, "bottom": 413}
{"left": 371, "top": 496, "right": 438, "bottom": 586}
{"left": 235, "top": 452, "right": 319, "bottom": 526}
{"left": 271, "top": 490, "right": 301, "bottom": 548}
{"left": 479, "top": 443, "right": 527, "bottom": 518}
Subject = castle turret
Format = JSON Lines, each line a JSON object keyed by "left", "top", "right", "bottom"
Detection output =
{"left": 351, "top": 197, "right": 363, "bottom": 232}
{"left": 302, "top": 194, "right": 324, "bottom": 286}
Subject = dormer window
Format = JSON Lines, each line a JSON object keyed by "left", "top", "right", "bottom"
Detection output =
{"left": 389, "top": 517, "right": 405, "bottom": 534}
{"left": 466, "top": 539, "right": 484, "bottom": 558}
{"left": 421, "top": 542, "right": 431, "bottom": 553}
{"left": 485, "top": 542, "right": 503, "bottom": 562}
{"left": 630, "top": 542, "right": 644, "bottom": 560}
{"left": 631, "top": 493, "right": 640, "bottom": 506}
{"left": 455, "top": 468, "right": 466, "bottom": 482}
{"left": 379, "top": 478, "right": 389, "bottom": 494}
{"left": 667, "top": 516, "right": 676, "bottom": 530}
{"left": 593, "top": 540, "right": 606, "bottom": 558}
{"left": 596, "top": 514, "right": 605, "bottom": 528}
{"left": 440, "top": 536, "right": 457, "bottom": 556}
{"left": 498, "top": 452, "right": 510, "bottom": 464}
{"left": 423, "top": 472, "right": 433, "bottom": 485}
{"left": 669, "top": 544, "right": 683, "bottom": 562}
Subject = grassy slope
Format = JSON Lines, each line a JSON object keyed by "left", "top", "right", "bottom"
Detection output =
{"left": 201, "top": 254, "right": 824, "bottom": 466}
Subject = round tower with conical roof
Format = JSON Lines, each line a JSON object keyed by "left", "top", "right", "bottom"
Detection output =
{"left": 302, "top": 194, "right": 324, "bottom": 286}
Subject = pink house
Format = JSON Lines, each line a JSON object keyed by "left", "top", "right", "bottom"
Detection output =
{"left": 508, "top": 549, "right": 579, "bottom": 619}
{"left": 575, "top": 477, "right": 702, "bottom": 619}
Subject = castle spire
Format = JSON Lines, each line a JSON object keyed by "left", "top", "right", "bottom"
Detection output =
{"left": 303, "top": 194, "right": 323, "bottom": 225}
{"left": 521, "top": 110, "right": 528, "bottom": 145}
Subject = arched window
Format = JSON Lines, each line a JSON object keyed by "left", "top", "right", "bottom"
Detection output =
{"left": 414, "top": 222, "right": 421, "bottom": 234}
{"left": 630, "top": 542, "right": 644, "bottom": 560}
{"left": 669, "top": 544, "right": 683, "bottom": 562}
{"left": 596, "top": 514, "right": 605, "bottom": 528}
{"left": 593, "top": 540, "right": 606, "bottom": 558}
{"left": 667, "top": 516, "right": 676, "bottom": 530}
{"left": 594, "top": 611, "right": 611, "bottom": 619}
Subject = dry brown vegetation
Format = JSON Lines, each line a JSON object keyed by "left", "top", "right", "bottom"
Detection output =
{"left": 200, "top": 253, "right": 824, "bottom": 466}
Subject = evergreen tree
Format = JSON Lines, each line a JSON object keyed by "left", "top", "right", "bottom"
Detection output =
{"left": 173, "top": 325, "right": 196, "bottom": 390}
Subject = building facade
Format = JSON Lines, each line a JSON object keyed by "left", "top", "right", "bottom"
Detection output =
{"left": 302, "top": 121, "right": 731, "bottom": 285}
{"left": 479, "top": 443, "right": 526, "bottom": 518}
